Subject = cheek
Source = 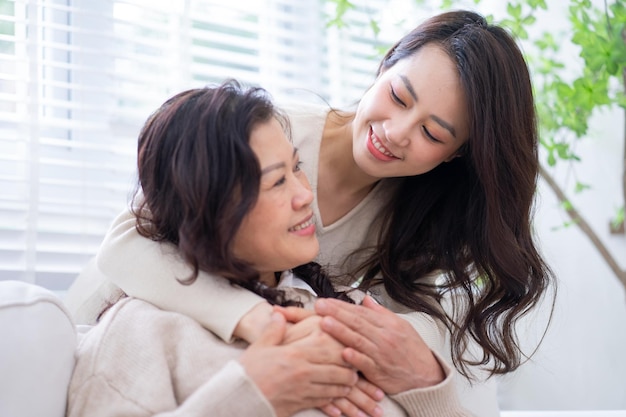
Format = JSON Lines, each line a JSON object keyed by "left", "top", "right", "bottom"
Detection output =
{"left": 407, "top": 145, "right": 455, "bottom": 167}
{"left": 356, "top": 87, "right": 378, "bottom": 118}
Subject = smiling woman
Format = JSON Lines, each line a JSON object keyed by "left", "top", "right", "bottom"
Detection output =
{"left": 352, "top": 43, "right": 468, "bottom": 177}
{"left": 231, "top": 120, "right": 320, "bottom": 285}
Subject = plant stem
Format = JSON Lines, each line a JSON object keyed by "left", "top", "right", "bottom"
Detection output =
{"left": 538, "top": 164, "right": 626, "bottom": 293}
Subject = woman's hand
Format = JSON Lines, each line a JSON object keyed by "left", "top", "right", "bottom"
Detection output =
{"left": 315, "top": 296, "right": 445, "bottom": 395}
{"left": 276, "top": 305, "right": 386, "bottom": 417}
{"left": 238, "top": 312, "right": 357, "bottom": 417}
{"left": 321, "top": 377, "right": 385, "bottom": 417}
{"left": 233, "top": 302, "right": 274, "bottom": 343}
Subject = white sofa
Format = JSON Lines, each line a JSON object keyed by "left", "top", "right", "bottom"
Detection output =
{"left": 0, "top": 280, "right": 76, "bottom": 417}
{"left": 1, "top": 280, "right": 625, "bottom": 417}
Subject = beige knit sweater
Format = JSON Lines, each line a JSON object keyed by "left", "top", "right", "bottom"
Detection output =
{"left": 67, "top": 292, "right": 472, "bottom": 417}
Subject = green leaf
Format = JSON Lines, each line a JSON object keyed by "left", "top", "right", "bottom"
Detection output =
{"left": 612, "top": 207, "right": 625, "bottom": 229}
{"left": 574, "top": 182, "right": 591, "bottom": 193}
{"left": 507, "top": 3, "right": 522, "bottom": 19}
{"left": 561, "top": 200, "right": 574, "bottom": 211}
{"left": 326, "top": 0, "right": 356, "bottom": 28}
{"left": 369, "top": 18, "right": 380, "bottom": 36}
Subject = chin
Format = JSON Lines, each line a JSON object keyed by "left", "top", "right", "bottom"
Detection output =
{"left": 296, "top": 247, "right": 320, "bottom": 267}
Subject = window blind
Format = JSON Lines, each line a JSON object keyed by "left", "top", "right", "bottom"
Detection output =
{"left": 0, "top": 0, "right": 391, "bottom": 291}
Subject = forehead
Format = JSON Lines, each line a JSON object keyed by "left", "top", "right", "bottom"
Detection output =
{"left": 388, "top": 44, "right": 469, "bottom": 140}
{"left": 249, "top": 118, "right": 293, "bottom": 166}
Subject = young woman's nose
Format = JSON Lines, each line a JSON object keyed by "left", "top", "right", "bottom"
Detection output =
{"left": 292, "top": 175, "right": 314, "bottom": 209}
{"left": 384, "top": 119, "right": 413, "bottom": 148}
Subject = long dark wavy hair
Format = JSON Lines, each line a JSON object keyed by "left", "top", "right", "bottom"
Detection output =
{"left": 354, "top": 10, "right": 556, "bottom": 378}
{"left": 132, "top": 81, "right": 352, "bottom": 306}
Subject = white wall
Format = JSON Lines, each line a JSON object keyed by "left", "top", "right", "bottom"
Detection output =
{"left": 497, "top": 105, "right": 626, "bottom": 410}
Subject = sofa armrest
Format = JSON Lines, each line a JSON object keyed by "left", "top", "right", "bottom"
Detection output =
{"left": 0, "top": 280, "right": 77, "bottom": 417}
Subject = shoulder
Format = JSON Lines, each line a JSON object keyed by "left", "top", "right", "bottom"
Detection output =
{"left": 78, "top": 297, "right": 215, "bottom": 359}
{"left": 102, "top": 297, "right": 207, "bottom": 337}
{"left": 276, "top": 101, "right": 330, "bottom": 130}
{"left": 274, "top": 101, "right": 330, "bottom": 162}
{"left": 73, "top": 298, "right": 226, "bottom": 391}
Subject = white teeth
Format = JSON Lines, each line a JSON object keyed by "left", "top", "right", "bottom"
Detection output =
{"left": 371, "top": 133, "right": 395, "bottom": 157}
{"left": 289, "top": 217, "right": 314, "bottom": 231}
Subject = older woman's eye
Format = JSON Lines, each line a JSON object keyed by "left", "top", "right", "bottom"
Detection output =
{"left": 273, "top": 176, "right": 286, "bottom": 187}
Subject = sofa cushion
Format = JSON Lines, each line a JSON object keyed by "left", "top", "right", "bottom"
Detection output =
{"left": 0, "top": 280, "right": 76, "bottom": 417}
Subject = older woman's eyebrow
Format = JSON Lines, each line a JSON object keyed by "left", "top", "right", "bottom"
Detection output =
{"left": 261, "top": 148, "right": 298, "bottom": 175}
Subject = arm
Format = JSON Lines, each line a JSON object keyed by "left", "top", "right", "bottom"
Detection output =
{"left": 314, "top": 296, "right": 479, "bottom": 417}
{"left": 389, "top": 351, "right": 478, "bottom": 417}
{"left": 67, "top": 361, "right": 278, "bottom": 417}
{"left": 274, "top": 306, "right": 469, "bottom": 417}
{"left": 68, "top": 302, "right": 358, "bottom": 417}
{"left": 315, "top": 296, "right": 445, "bottom": 393}
{"left": 96, "top": 208, "right": 269, "bottom": 342}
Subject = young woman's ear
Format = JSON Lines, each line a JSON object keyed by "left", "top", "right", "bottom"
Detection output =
{"left": 444, "top": 153, "right": 461, "bottom": 163}
{"left": 444, "top": 143, "right": 468, "bottom": 162}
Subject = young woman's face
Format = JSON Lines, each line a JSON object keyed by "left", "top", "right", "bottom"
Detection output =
{"left": 232, "top": 118, "right": 319, "bottom": 284}
{"left": 352, "top": 43, "right": 469, "bottom": 178}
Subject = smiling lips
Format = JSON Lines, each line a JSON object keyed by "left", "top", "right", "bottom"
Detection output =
{"left": 368, "top": 127, "right": 398, "bottom": 161}
{"left": 288, "top": 215, "right": 315, "bottom": 235}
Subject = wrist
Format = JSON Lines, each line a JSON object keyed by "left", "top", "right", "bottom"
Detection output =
{"left": 411, "top": 351, "right": 447, "bottom": 390}
{"left": 233, "top": 302, "right": 273, "bottom": 343}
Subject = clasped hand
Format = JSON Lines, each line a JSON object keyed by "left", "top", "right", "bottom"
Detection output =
{"left": 239, "top": 306, "right": 384, "bottom": 417}
{"left": 238, "top": 296, "right": 445, "bottom": 416}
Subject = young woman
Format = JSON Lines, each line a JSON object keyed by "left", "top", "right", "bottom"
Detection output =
{"left": 67, "top": 10, "right": 554, "bottom": 417}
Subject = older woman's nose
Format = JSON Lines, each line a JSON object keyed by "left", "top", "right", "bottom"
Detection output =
{"left": 292, "top": 175, "right": 314, "bottom": 209}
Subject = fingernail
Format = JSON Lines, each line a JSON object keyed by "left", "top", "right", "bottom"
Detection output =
{"left": 374, "top": 388, "right": 384, "bottom": 400}
{"left": 316, "top": 299, "right": 327, "bottom": 310}
{"left": 270, "top": 312, "right": 283, "bottom": 322}
{"left": 327, "top": 405, "right": 341, "bottom": 417}
{"left": 373, "top": 405, "right": 384, "bottom": 417}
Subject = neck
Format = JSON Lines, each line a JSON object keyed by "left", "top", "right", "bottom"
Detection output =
{"left": 259, "top": 271, "right": 278, "bottom": 287}
{"left": 320, "top": 110, "right": 379, "bottom": 194}
{"left": 316, "top": 110, "right": 380, "bottom": 226}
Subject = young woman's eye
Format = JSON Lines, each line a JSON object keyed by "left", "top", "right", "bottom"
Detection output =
{"left": 293, "top": 160, "right": 303, "bottom": 172}
{"left": 390, "top": 86, "right": 406, "bottom": 107}
{"left": 422, "top": 126, "right": 442, "bottom": 143}
{"left": 273, "top": 176, "right": 286, "bottom": 187}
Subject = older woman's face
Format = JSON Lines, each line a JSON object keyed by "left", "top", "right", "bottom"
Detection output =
{"left": 352, "top": 43, "right": 469, "bottom": 179}
{"left": 232, "top": 118, "right": 318, "bottom": 285}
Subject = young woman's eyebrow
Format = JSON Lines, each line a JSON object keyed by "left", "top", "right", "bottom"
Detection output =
{"left": 400, "top": 75, "right": 457, "bottom": 139}
{"left": 431, "top": 115, "right": 457, "bottom": 138}
{"left": 400, "top": 75, "right": 417, "bottom": 101}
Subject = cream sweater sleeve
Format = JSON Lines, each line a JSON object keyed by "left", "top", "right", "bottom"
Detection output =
{"left": 387, "top": 312, "right": 477, "bottom": 417}
{"left": 96, "top": 208, "right": 266, "bottom": 342}
{"left": 68, "top": 361, "right": 276, "bottom": 417}
{"left": 67, "top": 299, "right": 277, "bottom": 417}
